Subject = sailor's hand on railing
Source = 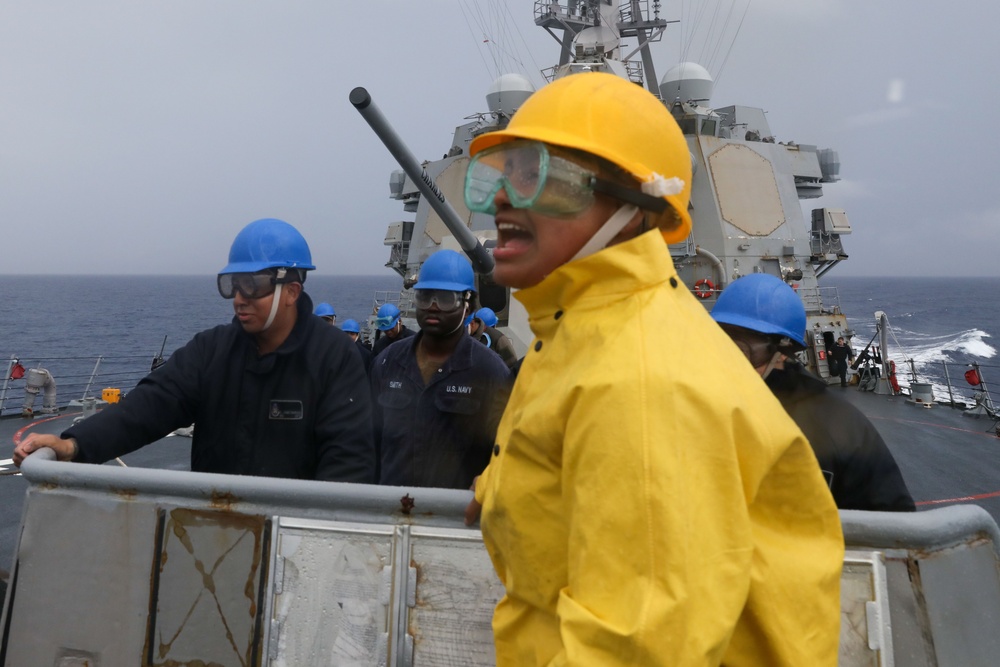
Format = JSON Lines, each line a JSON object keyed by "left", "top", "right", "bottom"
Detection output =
{"left": 13, "top": 434, "right": 78, "bottom": 467}
{"left": 464, "top": 475, "right": 482, "bottom": 526}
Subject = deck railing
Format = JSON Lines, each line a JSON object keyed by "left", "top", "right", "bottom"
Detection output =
{"left": 0, "top": 353, "right": 153, "bottom": 418}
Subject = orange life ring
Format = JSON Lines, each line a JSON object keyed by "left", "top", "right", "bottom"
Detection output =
{"left": 694, "top": 278, "right": 715, "bottom": 299}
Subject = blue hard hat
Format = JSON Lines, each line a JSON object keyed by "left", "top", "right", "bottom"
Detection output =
{"left": 314, "top": 302, "right": 336, "bottom": 318}
{"left": 341, "top": 318, "right": 361, "bottom": 333}
{"left": 475, "top": 307, "right": 498, "bottom": 327}
{"left": 375, "top": 303, "right": 401, "bottom": 331}
{"left": 711, "top": 274, "right": 807, "bottom": 348}
{"left": 219, "top": 218, "right": 316, "bottom": 274}
{"left": 412, "top": 250, "right": 475, "bottom": 292}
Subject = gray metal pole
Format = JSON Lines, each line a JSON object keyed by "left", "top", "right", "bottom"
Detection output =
{"left": 973, "top": 362, "right": 996, "bottom": 416}
{"left": 349, "top": 87, "right": 495, "bottom": 276}
{"left": 82, "top": 356, "right": 103, "bottom": 400}
{"left": 943, "top": 361, "right": 956, "bottom": 407}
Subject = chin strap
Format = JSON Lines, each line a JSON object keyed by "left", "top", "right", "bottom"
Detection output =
{"left": 760, "top": 351, "right": 785, "bottom": 380}
{"left": 261, "top": 268, "right": 289, "bottom": 332}
{"left": 262, "top": 283, "right": 283, "bottom": 331}
{"left": 570, "top": 204, "right": 639, "bottom": 262}
{"left": 445, "top": 302, "right": 470, "bottom": 336}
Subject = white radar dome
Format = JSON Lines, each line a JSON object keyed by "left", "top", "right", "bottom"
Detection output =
{"left": 659, "top": 62, "right": 714, "bottom": 105}
{"left": 486, "top": 74, "right": 535, "bottom": 117}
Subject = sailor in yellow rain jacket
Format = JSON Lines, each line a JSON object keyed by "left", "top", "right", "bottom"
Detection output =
{"left": 464, "top": 72, "right": 843, "bottom": 665}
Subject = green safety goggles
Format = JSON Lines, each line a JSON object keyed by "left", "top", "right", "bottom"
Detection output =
{"left": 464, "top": 140, "right": 666, "bottom": 218}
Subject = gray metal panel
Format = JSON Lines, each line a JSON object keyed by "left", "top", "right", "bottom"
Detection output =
{"left": 2, "top": 454, "right": 480, "bottom": 666}
{"left": 919, "top": 542, "right": 1000, "bottom": 666}
{"left": 3, "top": 489, "right": 160, "bottom": 664}
{"left": 882, "top": 555, "right": 933, "bottom": 667}
{"left": 266, "top": 519, "right": 394, "bottom": 666}
{"left": 782, "top": 143, "right": 824, "bottom": 179}
{"left": 842, "top": 506, "right": 1000, "bottom": 667}
{"left": 7, "top": 455, "right": 1000, "bottom": 666}
{"left": 840, "top": 551, "right": 893, "bottom": 667}
{"left": 707, "top": 142, "right": 786, "bottom": 236}
{"left": 408, "top": 526, "right": 503, "bottom": 666}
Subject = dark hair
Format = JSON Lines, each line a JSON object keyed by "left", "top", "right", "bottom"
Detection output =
{"left": 275, "top": 267, "right": 307, "bottom": 285}
{"left": 720, "top": 324, "right": 783, "bottom": 368}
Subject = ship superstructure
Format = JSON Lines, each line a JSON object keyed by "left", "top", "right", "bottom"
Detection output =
{"left": 380, "top": 0, "right": 853, "bottom": 375}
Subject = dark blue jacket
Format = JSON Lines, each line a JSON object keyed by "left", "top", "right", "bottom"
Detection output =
{"left": 766, "top": 361, "right": 915, "bottom": 511}
{"left": 65, "top": 293, "right": 376, "bottom": 482}
{"left": 354, "top": 339, "right": 373, "bottom": 374}
{"left": 372, "top": 325, "right": 415, "bottom": 358}
{"left": 370, "top": 332, "right": 511, "bottom": 489}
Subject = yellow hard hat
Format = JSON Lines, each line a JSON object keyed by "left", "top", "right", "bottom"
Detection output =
{"left": 469, "top": 72, "right": 692, "bottom": 243}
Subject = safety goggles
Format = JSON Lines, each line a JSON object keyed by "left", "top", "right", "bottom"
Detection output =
{"left": 464, "top": 140, "right": 666, "bottom": 217}
{"left": 375, "top": 314, "right": 399, "bottom": 330}
{"left": 413, "top": 289, "right": 466, "bottom": 312}
{"left": 217, "top": 268, "right": 289, "bottom": 300}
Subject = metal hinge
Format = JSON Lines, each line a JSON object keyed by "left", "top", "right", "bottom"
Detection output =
{"left": 273, "top": 555, "right": 285, "bottom": 595}
{"left": 268, "top": 619, "right": 281, "bottom": 661}
{"left": 866, "top": 600, "right": 882, "bottom": 650}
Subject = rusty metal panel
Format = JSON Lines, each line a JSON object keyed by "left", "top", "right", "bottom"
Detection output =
{"left": 407, "top": 526, "right": 503, "bottom": 666}
{"left": 146, "top": 508, "right": 269, "bottom": 666}
{"left": 262, "top": 520, "right": 500, "bottom": 667}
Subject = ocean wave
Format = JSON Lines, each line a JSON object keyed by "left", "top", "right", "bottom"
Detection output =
{"left": 872, "top": 329, "right": 997, "bottom": 400}
{"left": 855, "top": 325, "right": 996, "bottom": 362}
{"left": 907, "top": 329, "right": 996, "bottom": 363}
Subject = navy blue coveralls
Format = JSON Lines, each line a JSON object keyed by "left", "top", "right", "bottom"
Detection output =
{"left": 766, "top": 361, "right": 915, "bottom": 511}
{"left": 65, "top": 293, "right": 376, "bottom": 482}
{"left": 372, "top": 325, "right": 415, "bottom": 358}
{"left": 370, "top": 332, "right": 511, "bottom": 489}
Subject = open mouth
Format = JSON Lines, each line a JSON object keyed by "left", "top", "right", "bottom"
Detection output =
{"left": 496, "top": 221, "right": 534, "bottom": 255}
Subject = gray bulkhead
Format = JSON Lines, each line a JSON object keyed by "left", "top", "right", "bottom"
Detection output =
{"left": 4, "top": 453, "right": 1000, "bottom": 666}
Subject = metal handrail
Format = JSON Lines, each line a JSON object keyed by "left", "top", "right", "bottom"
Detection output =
{"left": 0, "top": 352, "right": 152, "bottom": 417}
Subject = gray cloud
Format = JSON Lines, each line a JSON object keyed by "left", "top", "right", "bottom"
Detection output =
{"left": 1, "top": 0, "right": 996, "bottom": 277}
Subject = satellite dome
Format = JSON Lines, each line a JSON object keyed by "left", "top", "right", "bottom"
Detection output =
{"left": 486, "top": 74, "right": 535, "bottom": 117}
{"left": 659, "top": 62, "right": 714, "bottom": 105}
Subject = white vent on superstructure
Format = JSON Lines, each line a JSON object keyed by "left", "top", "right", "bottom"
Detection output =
{"left": 486, "top": 74, "right": 535, "bottom": 118}
{"left": 659, "top": 62, "right": 714, "bottom": 105}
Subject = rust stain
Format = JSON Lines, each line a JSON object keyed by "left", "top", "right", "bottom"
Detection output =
{"left": 115, "top": 487, "right": 139, "bottom": 500}
{"left": 145, "top": 508, "right": 266, "bottom": 666}
{"left": 400, "top": 493, "right": 415, "bottom": 515}
{"left": 210, "top": 490, "right": 242, "bottom": 510}
{"left": 411, "top": 560, "right": 431, "bottom": 609}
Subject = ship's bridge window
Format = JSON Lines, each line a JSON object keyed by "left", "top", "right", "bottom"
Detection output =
{"left": 700, "top": 119, "right": 717, "bottom": 136}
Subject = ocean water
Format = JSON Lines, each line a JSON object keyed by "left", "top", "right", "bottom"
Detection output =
{"left": 0, "top": 273, "right": 401, "bottom": 415}
{"left": 829, "top": 275, "right": 1000, "bottom": 402}
{"left": 1, "top": 273, "right": 998, "bottom": 414}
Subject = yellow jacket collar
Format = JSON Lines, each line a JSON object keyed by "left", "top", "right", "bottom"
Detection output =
{"left": 514, "top": 229, "right": 676, "bottom": 331}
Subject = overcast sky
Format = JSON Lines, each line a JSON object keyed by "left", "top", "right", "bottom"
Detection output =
{"left": 1, "top": 1, "right": 996, "bottom": 277}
